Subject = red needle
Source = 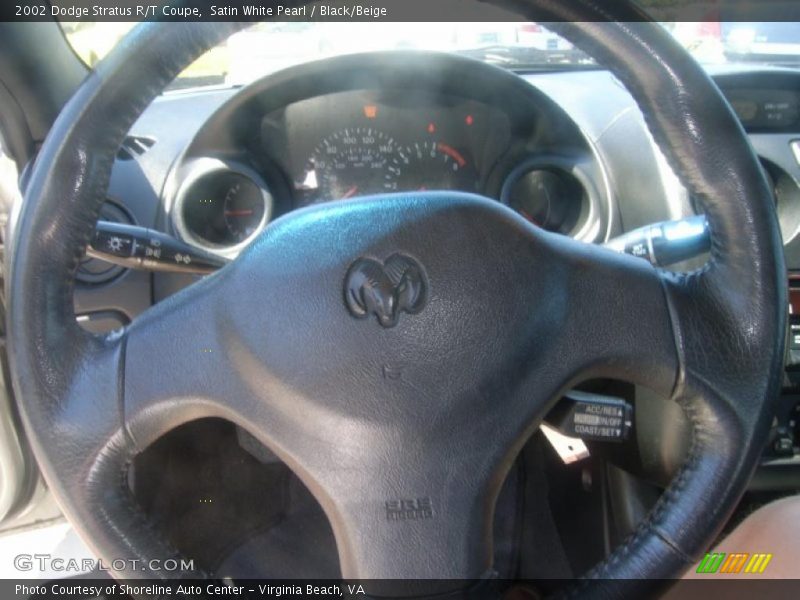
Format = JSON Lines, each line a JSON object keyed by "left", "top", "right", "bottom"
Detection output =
{"left": 224, "top": 209, "right": 254, "bottom": 217}
{"left": 519, "top": 209, "right": 541, "bottom": 226}
{"left": 341, "top": 186, "right": 359, "bottom": 199}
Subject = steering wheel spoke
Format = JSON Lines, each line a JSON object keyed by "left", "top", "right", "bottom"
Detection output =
{"left": 122, "top": 269, "right": 304, "bottom": 462}
{"left": 301, "top": 438, "right": 496, "bottom": 581}
{"left": 546, "top": 236, "right": 681, "bottom": 398}
{"left": 122, "top": 277, "right": 225, "bottom": 449}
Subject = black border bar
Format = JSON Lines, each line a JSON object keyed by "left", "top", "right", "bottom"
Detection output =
{"left": 5, "top": 579, "right": 800, "bottom": 599}
{"left": 4, "top": 0, "right": 800, "bottom": 22}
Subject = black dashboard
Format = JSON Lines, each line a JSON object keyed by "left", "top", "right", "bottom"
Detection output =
{"left": 68, "top": 54, "right": 800, "bottom": 490}
{"left": 727, "top": 86, "right": 800, "bottom": 131}
{"left": 719, "top": 76, "right": 800, "bottom": 132}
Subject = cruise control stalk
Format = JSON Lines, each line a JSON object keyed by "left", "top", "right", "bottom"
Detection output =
{"left": 604, "top": 214, "right": 710, "bottom": 267}
{"left": 87, "top": 221, "right": 230, "bottom": 274}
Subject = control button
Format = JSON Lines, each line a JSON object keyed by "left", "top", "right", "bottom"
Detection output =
{"left": 773, "top": 436, "right": 794, "bottom": 456}
{"left": 88, "top": 221, "right": 229, "bottom": 274}
{"left": 93, "top": 231, "right": 134, "bottom": 258}
{"left": 791, "top": 323, "right": 800, "bottom": 350}
{"left": 625, "top": 240, "right": 650, "bottom": 259}
{"left": 78, "top": 200, "right": 133, "bottom": 285}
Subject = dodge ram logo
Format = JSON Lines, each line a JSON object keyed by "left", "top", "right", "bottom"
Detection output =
{"left": 344, "top": 254, "right": 428, "bottom": 328}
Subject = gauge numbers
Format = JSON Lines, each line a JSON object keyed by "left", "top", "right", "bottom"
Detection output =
{"left": 390, "top": 141, "right": 476, "bottom": 192}
{"left": 303, "top": 127, "right": 397, "bottom": 201}
{"left": 299, "top": 130, "right": 479, "bottom": 203}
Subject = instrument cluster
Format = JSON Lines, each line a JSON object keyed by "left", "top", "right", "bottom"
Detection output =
{"left": 170, "top": 61, "right": 607, "bottom": 257}
{"left": 261, "top": 89, "right": 504, "bottom": 207}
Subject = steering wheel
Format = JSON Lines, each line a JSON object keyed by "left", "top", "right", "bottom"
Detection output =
{"left": 6, "top": 0, "right": 787, "bottom": 596}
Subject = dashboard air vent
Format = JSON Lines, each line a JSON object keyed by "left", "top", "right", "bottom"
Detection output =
{"left": 117, "top": 135, "right": 155, "bottom": 161}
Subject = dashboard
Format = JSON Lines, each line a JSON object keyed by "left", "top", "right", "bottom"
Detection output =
{"left": 712, "top": 70, "right": 800, "bottom": 250}
{"left": 728, "top": 87, "right": 800, "bottom": 131}
{"left": 164, "top": 53, "right": 609, "bottom": 259}
{"left": 67, "top": 56, "right": 800, "bottom": 491}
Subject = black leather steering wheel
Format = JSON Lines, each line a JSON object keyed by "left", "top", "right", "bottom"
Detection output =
{"left": 5, "top": 0, "right": 787, "bottom": 597}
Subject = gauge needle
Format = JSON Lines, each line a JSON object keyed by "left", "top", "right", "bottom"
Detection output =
{"left": 224, "top": 209, "right": 255, "bottom": 217}
{"left": 341, "top": 186, "right": 359, "bottom": 199}
{"left": 519, "top": 209, "right": 541, "bottom": 226}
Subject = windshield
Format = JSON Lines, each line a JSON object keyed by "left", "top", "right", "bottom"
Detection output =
{"left": 60, "top": 21, "right": 800, "bottom": 91}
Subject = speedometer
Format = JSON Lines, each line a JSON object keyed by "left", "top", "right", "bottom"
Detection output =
{"left": 301, "top": 127, "right": 397, "bottom": 202}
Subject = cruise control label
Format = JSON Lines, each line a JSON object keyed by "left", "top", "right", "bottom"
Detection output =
{"left": 570, "top": 401, "right": 631, "bottom": 441}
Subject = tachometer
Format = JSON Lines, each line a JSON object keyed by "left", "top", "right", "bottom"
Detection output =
{"left": 389, "top": 141, "right": 477, "bottom": 192}
{"left": 502, "top": 167, "right": 584, "bottom": 235}
{"left": 174, "top": 161, "right": 273, "bottom": 252}
{"left": 301, "top": 127, "right": 397, "bottom": 202}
